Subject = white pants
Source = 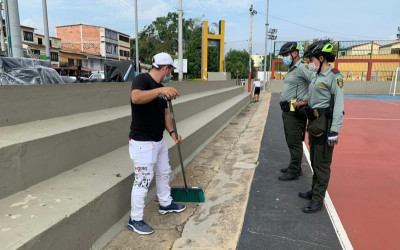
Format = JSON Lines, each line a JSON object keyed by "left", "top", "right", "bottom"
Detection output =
{"left": 128, "top": 139, "right": 173, "bottom": 221}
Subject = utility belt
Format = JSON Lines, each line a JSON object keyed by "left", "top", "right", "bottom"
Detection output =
{"left": 279, "top": 101, "right": 291, "bottom": 112}
{"left": 280, "top": 101, "right": 308, "bottom": 120}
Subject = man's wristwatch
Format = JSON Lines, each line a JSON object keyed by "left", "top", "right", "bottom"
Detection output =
{"left": 169, "top": 130, "right": 175, "bottom": 136}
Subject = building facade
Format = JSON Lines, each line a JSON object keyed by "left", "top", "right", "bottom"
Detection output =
{"left": 56, "top": 24, "right": 131, "bottom": 71}
{"left": 3, "top": 25, "right": 61, "bottom": 67}
{"left": 252, "top": 54, "right": 265, "bottom": 69}
{"left": 118, "top": 33, "right": 130, "bottom": 61}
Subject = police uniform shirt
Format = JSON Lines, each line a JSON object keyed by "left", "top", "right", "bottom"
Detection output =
{"left": 308, "top": 65, "right": 344, "bottom": 133}
{"left": 282, "top": 60, "right": 315, "bottom": 102}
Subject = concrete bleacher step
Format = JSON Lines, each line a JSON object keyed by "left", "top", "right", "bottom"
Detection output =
{"left": 0, "top": 86, "right": 243, "bottom": 200}
{"left": 0, "top": 81, "right": 235, "bottom": 127}
{"left": 0, "top": 92, "right": 250, "bottom": 250}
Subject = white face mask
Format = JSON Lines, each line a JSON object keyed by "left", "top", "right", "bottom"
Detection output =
{"left": 308, "top": 62, "right": 319, "bottom": 72}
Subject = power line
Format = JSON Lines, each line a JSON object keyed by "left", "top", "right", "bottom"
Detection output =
{"left": 257, "top": 12, "right": 388, "bottom": 40}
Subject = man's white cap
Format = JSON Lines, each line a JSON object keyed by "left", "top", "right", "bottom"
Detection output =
{"left": 152, "top": 52, "right": 179, "bottom": 69}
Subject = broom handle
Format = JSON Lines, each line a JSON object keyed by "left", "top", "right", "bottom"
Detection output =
{"left": 167, "top": 100, "right": 189, "bottom": 192}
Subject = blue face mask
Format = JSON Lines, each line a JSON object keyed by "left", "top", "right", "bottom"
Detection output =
{"left": 162, "top": 68, "right": 172, "bottom": 83}
{"left": 162, "top": 75, "right": 171, "bottom": 83}
{"left": 283, "top": 56, "right": 292, "bottom": 66}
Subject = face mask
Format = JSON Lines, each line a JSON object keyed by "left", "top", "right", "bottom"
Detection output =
{"left": 162, "top": 69, "right": 171, "bottom": 83}
{"left": 162, "top": 75, "right": 171, "bottom": 83}
{"left": 308, "top": 62, "right": 319, "bottom": 72}
{"left": 283, "top": 56, "right": 292, "bottom": 66}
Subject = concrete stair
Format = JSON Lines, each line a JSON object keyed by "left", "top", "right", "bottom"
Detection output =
{"left": 0, "top": 81, "right": 250, "bottom": 250}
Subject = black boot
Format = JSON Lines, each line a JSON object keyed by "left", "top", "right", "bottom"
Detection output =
{"left": 302, "top": 200, "right": 323, "bottom": 213}
{"left": 281, "top": 167, "right": 303, "bottom": 176}
{"left": 278, "top": 173, "right": 299, "bottom": 181}
{"left": 298, "top": 190, "right": 312, "bottom": 200}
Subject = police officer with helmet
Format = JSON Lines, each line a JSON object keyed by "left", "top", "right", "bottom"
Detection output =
{"left": 299, "top": 40, "right": 344, "bottom": 213}
{"left": 278, "top": 42, "right": 315, "bottom": 181}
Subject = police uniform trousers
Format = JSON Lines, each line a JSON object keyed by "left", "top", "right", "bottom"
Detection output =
{"left": 308, "top": 117, "right": 334, "bottom": 203}
{"left": 282, "top": 111, "right": 306, "bottom": 175}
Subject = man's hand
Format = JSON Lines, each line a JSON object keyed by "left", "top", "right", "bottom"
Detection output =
{"left": 159, "top": 87, "right": 180, "bottom": 100}
{"left": 327, "top": 132, "right": 338, "bottom": 147}
{"left": 293, "top": 100, "right": 308, "bottom": 109}
{"left": 171, "top": 133, "right": 182, "bottom": 144}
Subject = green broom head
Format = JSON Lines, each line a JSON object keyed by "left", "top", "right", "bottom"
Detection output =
{"left": 171, "top": 186, "right": 205, "bottom": 203}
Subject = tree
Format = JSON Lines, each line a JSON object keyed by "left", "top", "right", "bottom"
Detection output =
{"left": 131, "top": 12, "right": 203, "bottom": 65}
{"left": 259, "top": 54, "right": 274, "bottom": 71}
{"left": 184, "top": 26, "right": 202, "bottom": 78}
{"left": 225, "top": 49, "right": 255, "bottom": 79}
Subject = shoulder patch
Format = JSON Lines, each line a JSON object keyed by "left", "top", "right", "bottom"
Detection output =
{"left": 331, "top": 68, "right": 340, "bottom": 74}
{"left": 336, "top": 78, "right": 344, "bottom": 88}
{"left": 292, "top": 71, "right": 297, "bottom": 76}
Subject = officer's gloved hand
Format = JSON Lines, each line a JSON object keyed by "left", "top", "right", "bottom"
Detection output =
{"left": 327, "top": 132, "right": 339, "bottom": 146}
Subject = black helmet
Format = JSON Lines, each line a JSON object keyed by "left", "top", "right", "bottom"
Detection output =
{"left": 304, "top": 40, "right": 335, "bottom": 62}
{"left": 278, "top": 42, "right": 301, "bottom": 55}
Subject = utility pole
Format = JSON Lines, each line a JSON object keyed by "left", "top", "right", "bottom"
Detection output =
{"left": 42, "top": 0, "right": 50, "bottom": 60}
{"left": 5, "top": 0, "right": 23, "bottom": 58}
{"left": 0, "top": 1, "right": 5, "bottom": 52}
{"left": 262, "top": 0, "right": 269, "bottom": 91}
{"left": 4, "top": 0, "right": 11, "bottom": 56}
{"left": 134, "top": 0, "right": 139, "bottom": 75}
{"left": 178, "top": 0, "right": 183, "bottom": 81}
{"left": 248, "top": 5, "right": 256, "bottom": 92}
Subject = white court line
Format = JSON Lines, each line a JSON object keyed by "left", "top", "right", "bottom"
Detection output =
{"left": 380, "top": 100, "right": 400, "bottom": 107}
{"left": 344, "top": 118, "right": 400, "bottom": 121}
{"left": 302, "top": 142, "right": 354, "bottom": 250}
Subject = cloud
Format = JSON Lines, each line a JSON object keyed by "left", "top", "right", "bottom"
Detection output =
{"left": 21, "top": 18, "right": 36, "bottom": 28}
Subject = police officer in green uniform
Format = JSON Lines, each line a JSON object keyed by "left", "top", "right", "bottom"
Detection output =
{"left": 278, "top": 42, "right": 315, "bottom": 181}
{"left": 299, "top": 40, "right": 344, "bottom": 213}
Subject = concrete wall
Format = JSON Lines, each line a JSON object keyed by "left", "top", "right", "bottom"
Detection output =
{"left": 208, "top": 72, "right": 231, "bottom": 81}
{"left": 269, "top": 80, "right": 393, "bottom": 95}
{"left": 0, "top": 80, "right": 235, "bottom": 127}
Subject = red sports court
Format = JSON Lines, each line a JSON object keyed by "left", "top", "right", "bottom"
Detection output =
{"left": 314, "top": 95, "right": 400, "bottom": 250}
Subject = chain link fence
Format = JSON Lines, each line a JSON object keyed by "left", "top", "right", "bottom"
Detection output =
{"left": 272, "top": 40, "right": 400, "bottom": 81}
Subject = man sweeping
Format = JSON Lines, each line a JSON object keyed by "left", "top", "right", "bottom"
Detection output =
{"left": 127, "top": 52, "right": 186, "bottom": 235}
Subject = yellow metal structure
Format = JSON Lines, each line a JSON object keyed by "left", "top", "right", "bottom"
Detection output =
{"left": 201, "top": 20, "right": 225, "bottom": 81}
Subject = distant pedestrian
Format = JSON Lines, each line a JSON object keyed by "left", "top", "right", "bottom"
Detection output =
{"left": 253, "top": 78, "right": 261, "bottom": 102}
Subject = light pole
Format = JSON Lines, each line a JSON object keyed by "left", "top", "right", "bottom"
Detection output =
{"left": 248, "top": 4, "right": 257, "bottom": 92}
{"left": 265, "top": 28, "right": 277, "bottom": 90}
{"left": 4, "top": 0, "right": 23, "bottom": 58}
{"left": 134, "top": 0, "right": 139, "bottom": 75}
{"left": 42, "top": 0, "right": 50, "bottom": 60}
{"left": 262, "top": 0, "right": 269, "bottom": 91}
{"left": 236, "top": 69, "right": 239, "bottom": 85}
{"left": 178, "top": 0, "right": 183, "bottom": 81}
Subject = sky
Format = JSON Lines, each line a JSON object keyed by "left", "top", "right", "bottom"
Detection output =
{"left": 18, "top": 0, "right": 400, "bottom": 55}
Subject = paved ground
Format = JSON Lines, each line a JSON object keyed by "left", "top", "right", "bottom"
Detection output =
{"left": 104, "top": 92, "right": 344, "bottom": 249}
{"left": 105, "top": 93, "right": 271, "bottom": 250}
{"left": 237, "top": 93, "right": 342, "bottom": 250}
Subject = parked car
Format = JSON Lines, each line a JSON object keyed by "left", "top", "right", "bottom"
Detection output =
{"left": 89, "top": 71, "right": 105, "bottom": 80}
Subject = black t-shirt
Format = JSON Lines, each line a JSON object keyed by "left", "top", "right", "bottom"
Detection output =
{"left": 129, "top": 73, "right": 167, "bottom": 141}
